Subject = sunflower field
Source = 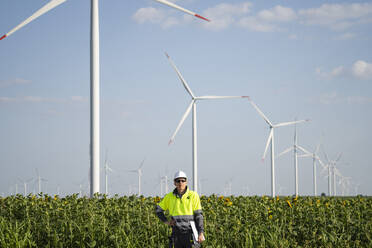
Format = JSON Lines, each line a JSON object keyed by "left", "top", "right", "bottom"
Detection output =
{"left": 0, "top": 194, "right": 371, "bottom": 247}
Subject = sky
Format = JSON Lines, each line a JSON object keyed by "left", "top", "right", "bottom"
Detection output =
{"left": 0, "top": 0, "right": 371, "bottom": 197}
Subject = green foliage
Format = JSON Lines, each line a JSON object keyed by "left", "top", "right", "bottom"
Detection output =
{"left": 0, "top": 194, "right": 371, "bottom": 247}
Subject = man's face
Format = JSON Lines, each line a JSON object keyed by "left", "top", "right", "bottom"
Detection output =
{"left": 174, "top": 177, "right": 187, "bottom": 192}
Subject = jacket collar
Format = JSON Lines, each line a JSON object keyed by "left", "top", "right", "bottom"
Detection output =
{"left": 173, "top": 186, "right": 189, "bottom": 198}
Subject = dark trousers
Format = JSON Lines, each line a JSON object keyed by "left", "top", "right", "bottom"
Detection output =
{"left": 170, "top": 232, "right": 193, "bottom": 248}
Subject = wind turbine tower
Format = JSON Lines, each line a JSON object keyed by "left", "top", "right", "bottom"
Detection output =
{"left": 103, "top": 150, "right": 113, "bottom": 195}
{"left": 35, "top": 169, "right": 48, "bottom": 194}
{"left": 297, "top": 144, "right": 325, "bottom": 196}
{"left": 276, "top": 124, "right": 304, "bottom": 196}
{"left": 127, "top": 158, "right": 145, "bottom": 196}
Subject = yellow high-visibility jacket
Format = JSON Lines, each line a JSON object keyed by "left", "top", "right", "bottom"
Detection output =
{"left": 156, "top": 187, "right": 204, "bottom": 234}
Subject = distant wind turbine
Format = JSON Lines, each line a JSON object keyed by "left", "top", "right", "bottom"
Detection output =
{"left": 166, "top": 53, "right": 248, "bottom": 193}
{"left": 127, "top": 158, "right": 146, "bottom": 196}
{"left": 248, "top": 97, "right": 309, "bottom": 197}
{"left": 334, "top": 168, "right": 351, "bottom": 196}
{"left": 322, "top": 150, "right": 342, "bottom": 196}
{"left": 297, "top": 144, "right": 325, "bottom": 196}
{"left": 2, "top": 0, "right": 210, "bottom": 198}
{"left": 35, "top": 168, "right": 48, "bottom": 194}
{"left": 103, "top": 150, "right": 114, "bottom": 195}
{"left": 276, "top": 123, "right": 305, "bottom": 197}
{"left": 162, "top": 175, "right": 169, "bottom": 195}
{"left": 18, "top": 178, "right": 33, "bottom": 196}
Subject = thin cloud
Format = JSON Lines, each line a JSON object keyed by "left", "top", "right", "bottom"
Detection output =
{"left": 257, "top": 5, "right": 296, "bottom": 22}
{"left": 315, "top": 66, "right": 346, "bottom": 79}
{"left": 316, "top": 60, "right": 372, "bottom": 80}
{"left": 299, "top": 3, "right": 372, "bottom": 30}
{"left": 201, "top": 2, "right": 252, "bottom": 30}
{"left": 132, "top": 7, "right": 165, "bottom": 24}
{"left": 238, "top": 16, "right": 278, "bottom": 32}
{"left": 351, "top": 60, "right": 372, "bottom": 80}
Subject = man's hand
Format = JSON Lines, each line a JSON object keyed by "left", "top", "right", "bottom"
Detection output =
{"left": 198, "top": 233, "right": 205, "bottom": 243}
{"left": 166, "top": 219, "right": 176, "bottom": 227}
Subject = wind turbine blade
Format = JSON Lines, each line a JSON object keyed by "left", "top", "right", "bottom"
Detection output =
{"left": 169, "top": 100, "right": 194, "bottom": 145}
{"left": 323, "top": 149, "right": 330, "bottom": 164}
{"left": 297, "top": 145, "right": 311, "bottom": 155}
{"left": 165, "top": 52, "right": 195, "bottom": 98}
{"left": 1, "top": 0, "right": 67, "bottom": 40}
{"left": 197, "top": 96, "right": 249, "bottom": 100}
{"left": 154, "top": 0, "right": 210, "bottom": 22}
{"left": 262, "top": 129, "right": 273, "bottom": 161}
{"left": 274, "top": 119, "right": 309, "bottom": 128}
{"left": 276, "top": 147, "right": 293, "bottom": 159}
{"left": 297, "top": 154, "right": 313, "bottom": 158}
{"left": 315, "top": 143, "right": 321, "bottom": 154}
{"left": 316, "top": 157, "right": 326, "bottom": 169}
{"left": 247, "top": 97, "right": 273, "bottom": 127}
{"left": 334, "top": 168, "right": 342, "bottom": 177}
{"left": 139, "top": 158, "right": 146, "bottom": 169}
{"left": 335, "top": 153, "right": 343, "bottom": 163}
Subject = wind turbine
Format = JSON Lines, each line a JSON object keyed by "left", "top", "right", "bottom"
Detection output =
{"left": 199, "top": 178, "right": 208, "bottom": 196}
{"left": 334, "top": 168, "right": 351, "bottom": 196}
{"left": 1, "top": 0, "right": 210, "bottom": 198}
{"left": 223, "top": 178, "right": 233, "bottom": 196}
{"left": 127, "top": 158, "right": 146, "bottom": 196}
{"left": 162, "top": 175, "right": 169, "bottom": 195}
{"left": 103, "top": 150, "right": 114, "bottom": 195}
{"left": 353, "top": 182, "right": 361, "bottom": 196}
{"left": 18, "top": 178, "right": 33, "bottom": 196}
{"left": 276, "top": 123, "right": 307, "bottom": 197}
{"left": 35, "top": 168, "right": 48, "bottom": 194}
{"left": 248, "top": 97, "right": 309, "bottom": 197}
{"left": 166, "top": 53, "right": 248, "bottom": 193}
{"left": 322, "top": 150, "right": 342, "bottom": 196}
{"left": 297, "top": 144, "right": 325, "bottom": 196}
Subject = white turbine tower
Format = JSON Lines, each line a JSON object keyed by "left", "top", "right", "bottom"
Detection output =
{"left": 248, "top": 97, "right": 309, "bottom": 197}
{"left": 162, "top": 175, "right": 169, "bottom": 195}
{"left": 1, "top": 0, "right": 210, "bottom": 198}
{"left": 127, "top": 158, "right": 146, "bottom": 196}
{"left": 35, "top": 168, "right": 48, "bottom": 194}
{"left": 103, "top": 150, "right": 114, "bottom": 195}
{"left": 297, "top": 144, "right": 325, "bottom": 196}
{"left": 166, "top": 53, "right": 248, "bottom": 193}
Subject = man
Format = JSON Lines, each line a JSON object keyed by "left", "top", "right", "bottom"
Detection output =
{"left": 156, "top": 171, "right": 205, "bottom": 248}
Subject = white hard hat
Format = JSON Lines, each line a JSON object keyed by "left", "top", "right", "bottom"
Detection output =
{"left": 174, "top": 171, "right": 187, "bottom": 180}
